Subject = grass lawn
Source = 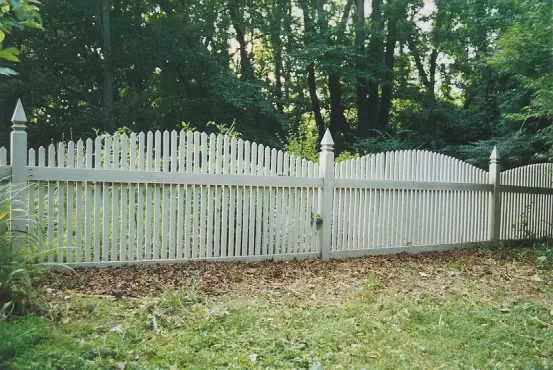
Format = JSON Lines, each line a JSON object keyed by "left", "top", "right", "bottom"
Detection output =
{"left": 1, "top": 247, "right": 553, "bottom": 369}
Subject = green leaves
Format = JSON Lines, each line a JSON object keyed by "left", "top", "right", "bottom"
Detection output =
{"left": 0, "top": 0, "right": 42, "bottom": 74}
{"left": 0, "top": 46, "right": 19, "bottom": 61}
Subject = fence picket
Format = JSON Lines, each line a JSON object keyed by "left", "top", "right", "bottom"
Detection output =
{"left": 74, "top": 141, "right": 84, "bottom": 262}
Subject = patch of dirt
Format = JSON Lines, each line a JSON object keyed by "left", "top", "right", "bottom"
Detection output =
{"left": 36, "top": 249, "right": 552, "bottom": 308}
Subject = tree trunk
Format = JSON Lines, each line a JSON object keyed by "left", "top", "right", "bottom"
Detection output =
{"left": 299, "top": 0, "right": 326, "bottom": 140}
{"left": 229, "top": 0, "right": 254, "bottom": 80}
{"left": 102, "top": 0, "right": 114, "bottom": 132}
{"left": 328, "top": 73, "right": 348, "bottom": 138}
{"left": 271, "top": 0, "right": 284, "bottom": 112}
{"left": 366, "top": 0, "right": 383, "bottom": 133}
{"left": 378, "top": 16, "right": 398, "bottom": 128}
{"left": 355, "top": 0, "right": 370, "bottom": 136}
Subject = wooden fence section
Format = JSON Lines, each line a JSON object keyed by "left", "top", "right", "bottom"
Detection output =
{"left": 2, "top": 100, "right": 553, "bottom": 265}
{"left": 331, "top": 151, "right": 491, "bottom": 258}
{"left": 500, "top": 164, "right": 553, "bottom": 240}
{"left": 22, "top": 132, "right": 321, "bottom": 264}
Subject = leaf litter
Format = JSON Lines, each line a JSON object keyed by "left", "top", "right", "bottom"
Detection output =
{"left": 36, "top": 249, "right": 552, "bottom": 309}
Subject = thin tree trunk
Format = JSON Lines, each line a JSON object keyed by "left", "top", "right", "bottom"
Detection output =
{"left": 299, "top": 0, "right": 326, "bottom": 140}
{"left": 366, "top": 0, "right": 383, "bottom": 133}
{"left": 271, "top": 0, "right": 284, "bottom": 112}
{"left": 378, "top": 16, "right": 398, "bottom": 129}
{"left": 355, "top": 0, "right": 370, "bottom": 136}
{"left": 229, "top": 0, "right": 254, "bottom": 80}
{"left": 102, "top": 0, "right": 114, "bottom": 132}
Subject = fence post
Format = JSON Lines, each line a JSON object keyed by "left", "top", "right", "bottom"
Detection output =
{"left": 10, "top": 99, "right": 28, "bottom": 258}
{"left": 488, "top": 146, "right": 501, "bottom": 241}
{"left": 318, "top": 129, "right": 334, "bottom": 260}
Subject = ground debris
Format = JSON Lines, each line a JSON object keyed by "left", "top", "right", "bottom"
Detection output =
{"left": 36, "top": 249, "right": 550, "bottom": 304}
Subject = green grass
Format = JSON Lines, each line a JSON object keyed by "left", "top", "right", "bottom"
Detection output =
{"left": 2, "top": 264, "right": 553, "bottom": 369}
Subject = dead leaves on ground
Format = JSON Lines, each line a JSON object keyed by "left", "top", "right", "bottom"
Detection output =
{"left": 36, "top": 249, "right": 551, "bottom": 307}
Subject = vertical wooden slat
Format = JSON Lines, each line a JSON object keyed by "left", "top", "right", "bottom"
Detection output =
{"left": 176, "top": 131, "right": 186, "bottom": 258}
{"left": 47, "top": 144, "right": 56, "bottom": 262}
{"left": 110, "top": 135, "right": 120, "bottom": 261}
{"left": 274, "top": 150, "right": 284, "bottom": 254}
{"left": 83, "top": 139, "right": 93, "bottom": 262}
{"left": 27, "top": 149, "right": 36, "bottom": 262}
{"left": 101, "top": 136, "right": 111, "bottom": 261}
{"left": 262, "top": 147, "right": 271, "bottom": 255}
{"left": 152, "top": 131, "right": 162, "bottom": 259}
{"left": 213, "top": 135, "right": 223, "bottom": 257}
{"left": 168, "top": 130, "right": 178, "bottom": 259}
{"left": 119, "top": 134, "right": 128, "bottom": 261}
{"left": 220, "top": 135, "right": 230, "bottom": 257}
{"left": 228, "top": 138, "right": 237, "bottom": 256}
{"left": 235, "top": 140, "right": 244, "bottom": 256}
{"left": 268, "top": 148, "right": 277, "bottom": 254}
{"left": 128, "top": 133, "right": 137, "bottom": 261}
{"left": 241, "top": 141, "right": 250, "bottom": 256}
{"left": 74, "top": 141, "right": 84, "bottom": 262}
{"left": 248, "top": 142, "right": 257, "bottom": 255}
{"left": 93, "top": 137, "right": 102, "bottom": 262}
{"left": 56, "top": 142, "right": 66, "bottom": 263}
{"left": 144, "top": 131, "right": 154, "bottom": 259}
{"left": 160, "top": 131, "right": 170, "bottom": 259}
{"left": 37, "top": 147, "right": 46, "bottom": 263}
{"left": 136, "top": 132, "right": 145, "bottom": 260}
{"left": 206, "top": 133, "right": 216, "bottom": 257}
{"left": 254, "top": 144, "right": 264, "bottom": 255}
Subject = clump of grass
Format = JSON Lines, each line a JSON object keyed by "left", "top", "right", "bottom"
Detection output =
{"left": 0, "top": 182, "right": 41, "bottom": 319}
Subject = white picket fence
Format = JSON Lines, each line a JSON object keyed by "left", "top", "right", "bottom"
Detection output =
{"left": 2, "top": 100, "right": 553, "bottom": 266}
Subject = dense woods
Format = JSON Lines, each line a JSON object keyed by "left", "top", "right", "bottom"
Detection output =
{"left": 0, "top": 0, "right": 551, "bottom": 169}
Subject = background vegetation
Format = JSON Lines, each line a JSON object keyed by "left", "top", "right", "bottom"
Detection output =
{"left": 0, "top": 0, "right": 551, "bottom": 169}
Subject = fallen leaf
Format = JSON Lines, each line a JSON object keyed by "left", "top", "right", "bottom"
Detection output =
{"left": 109, "top": 324, "right": 124, "bottom": 333}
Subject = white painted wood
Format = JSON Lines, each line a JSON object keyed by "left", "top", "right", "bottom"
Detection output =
{"left": 0, "top": 147, "right": 6, "bottom": 166}
{"left": 128, "top": 133, "right": 137, "bottom": 261}
{"left": 248, "top": 143, "right": 257, "bottom": 255}
{"left": 220, "top": 135, "right": 230, "bottom": 257}
{"left": 228, "top": 138, "right": 237, "bottom": 256}
{"left": 37, "top": 147, "right": 46, "bottom": 263}
{"left": 47, "top": 144, "right": 55, "bottom": 263}
{"left": 14, "top": 130, "right": 553, "bottom": 266}
{"left": 102, "top": 136, "right": 111, "bottom": 261}
{"left": 56, "top": 142, "right": 66, "bottom": 262}
{"left": 27, "top": 149, "right": 36, "bottom": 262}
{"left": 168, "top": 131, "right": 178, "bottom": 259}
{"left": 74, "top": 141, "right": 84, "bottom": 263}
{"left": 120, "top": 134, "right": 129, "bottom": 261}
{"left": 93, "top": 137, "right": 101, "bottom": 262}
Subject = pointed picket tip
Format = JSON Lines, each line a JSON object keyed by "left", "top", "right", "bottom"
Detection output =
{"left": 321, "top": 129, "right": 334, "bottom": 146}
{"left": 490, "top": 146, "right": 500, "bottom": 160}
{"left": 11, "top": 98, "right": 27, "bottom": 124}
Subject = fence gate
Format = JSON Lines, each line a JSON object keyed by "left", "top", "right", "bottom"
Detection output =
{"left": 329, "top": 151, "right": 493, "bottom": 258}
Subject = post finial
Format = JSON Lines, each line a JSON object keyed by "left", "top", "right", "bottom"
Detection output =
{"left": 11, "top": 99, "right": 27, "bottom": 131}
{"left": 490, "top": 146, "right": 500, "bottom": 161}
{"left": 320, "top": 129, "right": 334, "bottom": 152}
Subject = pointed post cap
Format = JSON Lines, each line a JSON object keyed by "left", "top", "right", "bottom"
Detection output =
{"left": 490, "top": 146, "right": 500, "bottom": 161}
{"left": 11, "top": 99, "right": 27, "bottom": 131}
{"left": 320, "top": 129, "right": 334, "bottom": 152}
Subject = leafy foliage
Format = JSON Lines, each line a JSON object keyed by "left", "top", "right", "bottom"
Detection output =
{"left": 0, "top": 0, "right": 42, "bottom": 75}
{"left": 0, "top": 0, "right": 550, "bottom": 168}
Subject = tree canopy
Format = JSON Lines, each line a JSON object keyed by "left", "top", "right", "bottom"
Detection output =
{"left": 0, "top": 0, "right": 551, "bottom": 169}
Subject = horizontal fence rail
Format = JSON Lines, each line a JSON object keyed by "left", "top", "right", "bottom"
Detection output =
{"left": 3, "top": 101, "right": 553, "bottom": 265}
